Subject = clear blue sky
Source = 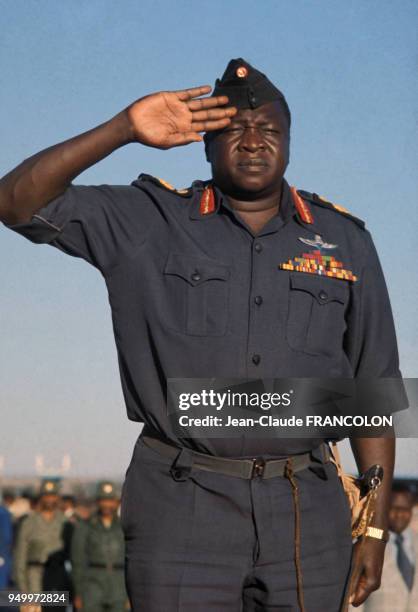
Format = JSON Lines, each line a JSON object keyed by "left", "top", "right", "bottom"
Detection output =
{"left": 0, "top": 0, "right": 417, "bottom": 478}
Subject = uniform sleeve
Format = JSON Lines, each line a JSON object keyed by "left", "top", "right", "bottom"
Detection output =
{"left": 13, "top": 516, "right": 29, "bottom": 592}
{"left": 3, "top": 183, "right": 158, "bottom": 274}
{"left": 344, "top": 230, "right": 408, "bottom": 412}
{"left": 70, "top": 520, "right": 88, "bottom": 597}
{"left": 344, "top": 230, "right": 400, "bottom": 376}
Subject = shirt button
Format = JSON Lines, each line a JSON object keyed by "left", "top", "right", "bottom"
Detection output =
{"left": 254, "top": 243, "right": 263, "bottom": 253}
{"left": 252, "top": 354, "right": 261, "bottom": 365}
{"left": 191, "top": 271, "right": 201, "bottom": 282}
{"left": 319, "top": 290, "right": 328, "bottom": 300}
{"left": 254, "top": 295, "right": 263, "bottom": 306}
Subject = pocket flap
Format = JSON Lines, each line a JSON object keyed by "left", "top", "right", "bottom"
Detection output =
{"left": 290, "top": 272, "right": 348, "bottom": 305}
{"left": 164, "top": 253, "right": 230, "bottom": 286}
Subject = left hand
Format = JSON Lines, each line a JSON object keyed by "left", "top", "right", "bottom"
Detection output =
{"left": 349, "top": 537, "right": 386, "bottom": 607}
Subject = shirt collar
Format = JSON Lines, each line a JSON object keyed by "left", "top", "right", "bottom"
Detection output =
{"left": 390, "top": 528, "right": 414, "bottom": 546}
{"left": 389, "top": 527, "right": 416, "bottom": 565}
{"left": 189, "top": 178, "right": 320, "bottom": 236}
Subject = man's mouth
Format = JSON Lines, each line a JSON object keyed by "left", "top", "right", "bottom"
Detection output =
{"left": 237, "top": 158, "right": 269, "bottom": 168}
{"left": 237, "top": 159, "right": 269, "bottom": 174}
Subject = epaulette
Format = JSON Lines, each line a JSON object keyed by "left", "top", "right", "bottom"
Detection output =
{"left": 298, "top": 190, "right": 366, "bottom": 229}
{"left": 136, "top": 173, "right": 193, "bottom": 197}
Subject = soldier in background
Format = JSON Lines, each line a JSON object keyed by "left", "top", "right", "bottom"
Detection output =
{"left": 0, "top": 489, "right": 31, "bottom": 527}
{"left": 1, "top": 489, "right": 16, "bottom": 514}
{"left": 0, "top": 492, "right": 13, "bottom": 588}
{"left": 13, "top": 479, "right": 71, "bottom": 609}
{"left": 13, "top": 489, "right": 38, "bottom": 544}
{"left": 74, "top": 499, "right": 95, "bottom": 524}
{"left": 71, "top": 481, "right": 128, "bottom": 611}
{"left": 60, "top": 495, "right": 76, "bottom": 521}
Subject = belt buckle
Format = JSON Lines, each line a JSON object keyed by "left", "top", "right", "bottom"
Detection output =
{"left": 252, "top": 457, "right": 266, "bottom": 478}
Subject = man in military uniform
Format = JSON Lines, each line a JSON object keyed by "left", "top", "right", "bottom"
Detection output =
{"left": 0, "top": 59, "right": 401, "bottom": 610}
{"left": 71, "top": 481, "right": 127, "bottom": 611}
{"left": 13, "top": 479, "right": 71, "bottom": 606}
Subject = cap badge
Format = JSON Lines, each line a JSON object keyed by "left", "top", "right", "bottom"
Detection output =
{"left": 45, "top": 482, "right": 54, "bottom": 491}
{"left": 103, "top": 484, "right": 113, "bottom": 494}
{"left": 236, "top": 66, "right": 248, "bottom": 78}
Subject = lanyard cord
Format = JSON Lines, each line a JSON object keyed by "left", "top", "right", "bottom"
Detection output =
{"left": 285, "top": 458, "right": 306, "bottom": 612}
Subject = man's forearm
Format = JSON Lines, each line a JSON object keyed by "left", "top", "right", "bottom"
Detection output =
{"left": 0, "top": 110, "right": 134, "bottom": 225}
{"left": 350, "top": 437, "right": 395, "bottom": 530}
{"left": 0, "top": 86, "right": 235, "bottom": 226}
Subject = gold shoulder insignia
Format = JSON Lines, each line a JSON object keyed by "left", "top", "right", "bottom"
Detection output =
{"left": 156, "top": 177, "right": 175, "bottom": 191}
{"left": 134, "top": 174, "right": 194, "bottom": 197}
{"left": 155, "top": 176, "right": 191, "bottom": 196}
{"left": 318, "top": 195, "right": 349, "bottom": 214}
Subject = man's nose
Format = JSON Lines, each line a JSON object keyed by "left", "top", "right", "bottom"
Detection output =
{"left": 238, "top": 127, "right": 265, "bottom": 152}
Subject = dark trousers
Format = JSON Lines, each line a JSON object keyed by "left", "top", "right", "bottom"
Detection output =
{"left": 121, "top": 435, "right": 352, "bottom": 611}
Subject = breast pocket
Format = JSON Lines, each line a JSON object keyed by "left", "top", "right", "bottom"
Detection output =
{"left": 163, "top": 252, "right": 230, "bottom": 336}
{"left": 286, "top": 272, "right": 349, "bottom": 357}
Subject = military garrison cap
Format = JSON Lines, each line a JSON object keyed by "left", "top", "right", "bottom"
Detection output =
{"left": 96, "top": 480, "right": 117, "bottom": 500}
{"left": 211, "top": 57, "right": 291, "bottom": 122}
{"left": 39, "top": 478, "right": 60, "bottom": 496}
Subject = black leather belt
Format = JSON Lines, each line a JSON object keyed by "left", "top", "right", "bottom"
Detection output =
{"left": 142, "top": 435, "right": 330, "bottom": 479}
{"left": 28, "top": 561, "right": 45, "bottom": 567}
{"left": 88, "top": 562, "right": 124, "bottom": 570}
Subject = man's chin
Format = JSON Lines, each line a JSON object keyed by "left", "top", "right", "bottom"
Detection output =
{"left": 228, "top": 176, "right": 280, "bottom": 199}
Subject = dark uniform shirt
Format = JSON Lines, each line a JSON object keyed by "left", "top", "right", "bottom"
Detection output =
{"left": 6, "top": 177, "right": 402, "bottom": 456}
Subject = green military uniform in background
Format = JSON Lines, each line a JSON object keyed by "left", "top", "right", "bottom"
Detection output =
{"left": 13, "top": 479, "right": 71, "bottom": 602}
{"left": 71, "top": 481, "right": 127, "bottom": 612}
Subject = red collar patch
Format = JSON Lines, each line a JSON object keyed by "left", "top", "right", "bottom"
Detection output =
{"left": 199, "top": 185, "right": 216, "bottom": 215}
{"left": 291, "top": 186, "right": 314, "bottom": 224}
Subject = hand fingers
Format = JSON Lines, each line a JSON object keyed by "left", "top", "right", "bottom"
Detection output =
{"left": 191, "top": 107, "right": 237, "bottom": 122}
{"left": 191, "top": 117, "right": 232, "bottom": 132}
{"left": 175, "top": 85, "right": 212, "bottom": 101}
{"left": 187, "top": 95, "right": 230, "bottom": 111}
{"left": 166, "top": 132, "right": 204, "bottom": 148}
{"left": 163, "top": 114, "right": 233, "bottom": 147}
{"left": 350, "top": 585, "right": 369, "bottom": 607}
{"left": 350, "top": 575, "right": 380, "bottom": 607}
{"left": 347, "top": 562, "right": 363, "bottom": 606}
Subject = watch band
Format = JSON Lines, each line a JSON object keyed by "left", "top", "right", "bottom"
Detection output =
{"left": 365, "top": 526, "right": 389, "bottom": 542}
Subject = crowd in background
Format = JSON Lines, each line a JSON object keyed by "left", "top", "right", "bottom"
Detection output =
{"left": 0, "top": 478, "right": 128, "bottom": 611}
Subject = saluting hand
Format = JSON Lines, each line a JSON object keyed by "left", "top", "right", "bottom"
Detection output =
{"left": 124, "top": 85, "right": 236, "bottom": 149}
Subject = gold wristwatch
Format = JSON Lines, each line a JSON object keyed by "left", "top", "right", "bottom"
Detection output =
{"left": 365, "top": 526, "right": 389, "bottom": 542}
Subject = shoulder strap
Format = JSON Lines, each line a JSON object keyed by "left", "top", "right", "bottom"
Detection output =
{"left": 297, "top": 190, "right": 366, "bottom": 229}
{"left": 134, "top": 173, "right": 193, "bottom": 197}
